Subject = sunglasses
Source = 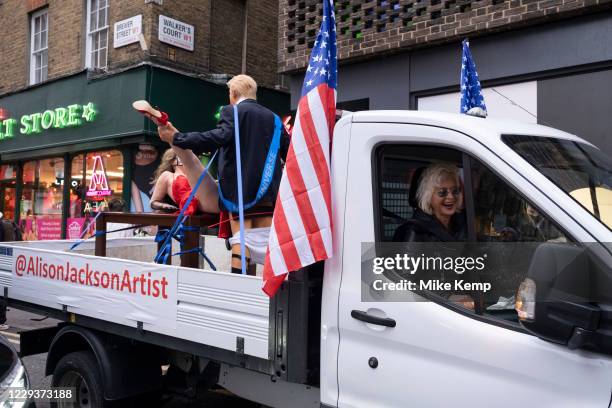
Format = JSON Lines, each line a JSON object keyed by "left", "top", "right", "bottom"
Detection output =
{"left": 435, "top": 187, "right": 461, "bottom": 198}
{"left": 173, "top": 158, "right": 183, "bottom": 166}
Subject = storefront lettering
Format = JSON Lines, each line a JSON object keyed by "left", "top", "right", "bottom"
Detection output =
{"left": 0, "top": 102, "right": 97, "bottom": 140}
{"left": 0, "top": 118, "right": 18, "bottom": 139}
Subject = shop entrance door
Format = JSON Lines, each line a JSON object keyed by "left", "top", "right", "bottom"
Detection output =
{"left": 0, "top": 183, "right": 16, "bottom": 221}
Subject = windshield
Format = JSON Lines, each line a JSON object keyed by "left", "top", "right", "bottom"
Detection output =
{"left": 503, "top": 135, "right": 612, "bottom": 230}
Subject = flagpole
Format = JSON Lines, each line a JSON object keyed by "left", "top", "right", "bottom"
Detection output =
{"left": 233, "top": 105, "right": 247, "bottom": 275}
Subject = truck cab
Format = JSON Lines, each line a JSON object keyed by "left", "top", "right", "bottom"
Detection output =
{"left": 322, "top": 110, "right": 612, "bottom": 407}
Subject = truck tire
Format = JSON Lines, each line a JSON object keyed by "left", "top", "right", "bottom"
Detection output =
{"left": 51, "top": 351, "right": 108, "bottom": 408}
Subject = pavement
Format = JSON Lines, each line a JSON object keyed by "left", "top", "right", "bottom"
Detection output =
{"left": 2, "top": 307, "right": 262, "bottom": 407}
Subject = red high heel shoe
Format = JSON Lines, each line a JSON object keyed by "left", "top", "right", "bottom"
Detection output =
{"left": 132, "top": 100, "right": 169, "bottom": 126}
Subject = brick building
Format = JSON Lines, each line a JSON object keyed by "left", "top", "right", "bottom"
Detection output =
{"left": 0, "top": 0, "right": 289, "bottom": 240}
{"left": 279, "top": 0, "right": 612, "bottom": 154}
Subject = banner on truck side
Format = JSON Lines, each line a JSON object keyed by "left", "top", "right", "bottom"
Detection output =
{"left": 10, "top": 247, "right": 177, "bottom": 329}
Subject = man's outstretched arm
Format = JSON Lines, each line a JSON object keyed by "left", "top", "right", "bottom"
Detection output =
{"left": 161, "top": 105, "right": 234, "bottom": 154}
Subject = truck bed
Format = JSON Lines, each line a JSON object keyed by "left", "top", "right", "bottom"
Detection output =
{"left": 0, "top": 239, "right": 270, "bottom": 359}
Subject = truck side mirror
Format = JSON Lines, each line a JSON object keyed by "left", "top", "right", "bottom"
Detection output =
{"left": 516, "top": 243, "right": 612, "bottom": 355}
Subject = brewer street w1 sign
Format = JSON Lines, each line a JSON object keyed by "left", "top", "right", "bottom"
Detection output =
{"left": 114, "top": 15, "right": 142, "bottom": 48}
{"left": 158, "top": 15, "right": 194, "bottom": 51}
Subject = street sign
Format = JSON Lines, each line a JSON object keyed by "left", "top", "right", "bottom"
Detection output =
{"left": 113, "top": 15, "right": 142, "bottom": 48}
{"left": 158, "top": 15, "right": 194, "bottom": 51}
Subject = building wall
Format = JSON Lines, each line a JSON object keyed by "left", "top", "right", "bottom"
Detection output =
{"left": 47, "top": 0, "right": 84, "bottom": 79}
{"left": 286, "top": 13, "right": 612, "bottom": 155}
{"left": 146, "top": 0, "right": 213, "bottom": 74}
{"left": 538, "top": 70, "right": 612, "bottom": 154}
{"left": 108, "top": 0, "right": 152, "bottom": 69}
{"left": 209, "top": 0, "right": 245, "bottom": 77}
{"left": 279, "top": 0, "right": 612, "bottom": 73}
{"left": 289, "top": 52, "right": 411, "bottom": 109}
{"left": 0, "top": 0, "right": 33, "bottom": 93}
{"left": 245, "top": 0, "right": 281, "bottom": 88}
{"left": 0, "top": 0, "right": 281, "bottom": 98}
{"left": 208, "top": 0, "right": 281, "bottom": 88}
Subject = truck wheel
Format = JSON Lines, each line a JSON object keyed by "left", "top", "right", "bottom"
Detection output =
{"left": 51, "top": 351, "right": 108, "bottom": 408}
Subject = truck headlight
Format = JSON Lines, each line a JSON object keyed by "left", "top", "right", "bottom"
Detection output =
{"left": 516, "top": 278, "right": 536, "bottom": 322}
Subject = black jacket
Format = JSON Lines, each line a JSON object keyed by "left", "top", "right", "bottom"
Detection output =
{"left": 172, "top": 100, "right": 290, "bottom": 212}
{"left": 393, "top": 209, "right": 466, "bottom": 242}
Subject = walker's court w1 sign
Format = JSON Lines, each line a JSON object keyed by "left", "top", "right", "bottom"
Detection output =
{"left": 158, "top": 15, "right": 194, "bottom": 51}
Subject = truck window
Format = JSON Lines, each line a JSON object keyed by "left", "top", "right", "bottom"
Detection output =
{"left": 471, "top": 159, "right": 567, "bottom": 244}
{"left": 376, "top": 145, "right": 464, "bottom": 242}
{"left": 470, "top": 158, "right": 570, "bottom": 323}
{"left": 503, "top": 135, "right": 612, "bottom": 230}
{"left": 375, "top": 144, "right": 570, "bottom": 326}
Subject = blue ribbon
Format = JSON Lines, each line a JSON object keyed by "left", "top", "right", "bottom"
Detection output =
{"left": 233, "top": 105, "right": 247, "bottom": 275}
{"left": 154, "top": 150, "right": 219, "bottom": 266}
{"left": 155, "top": 226, "right": 216, "bottom": 270}
{"left": 218, "top": 110, "right": 282, "bottom": 213}
{"left": 69, "top": 211, "right": 103, "bottom": 251}
{"left": 69, "top": 224, "right": 144, "bottom": 251}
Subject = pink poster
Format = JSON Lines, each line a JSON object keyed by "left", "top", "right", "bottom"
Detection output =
{"left": 66, "top": 217, "right": 96, "bottom": 240}
{"left": 35, "top": 216, "right": 62, "bottom": 240}
{"left": 66, "top": 218, "right": 85, "bottom": 240}
{"left": 22, "top": 216, "right": 62, "bottom": 241}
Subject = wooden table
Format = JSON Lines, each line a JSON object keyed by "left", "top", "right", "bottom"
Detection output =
{"left": 95, "top": 212, "right": 218, "bottom": 268}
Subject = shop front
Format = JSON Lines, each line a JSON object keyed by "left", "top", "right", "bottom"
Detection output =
{"left": 0, "top": 65, "right": 289, "bottom": 240}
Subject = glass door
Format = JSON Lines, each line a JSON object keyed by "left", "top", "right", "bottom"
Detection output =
{"left": 0, "top": 184, "right": 16, "bottom": 221}
{"left": 0, "top": 165, "right": 17, "bottom": 221}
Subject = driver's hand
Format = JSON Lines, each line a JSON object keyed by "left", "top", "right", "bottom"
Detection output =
{"left": 449, "top": 294, "right": 475, "bottom": 311}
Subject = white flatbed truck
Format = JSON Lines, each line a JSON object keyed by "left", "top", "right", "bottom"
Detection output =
{"left": 2, "top": 111, "right": 611, "bottom": 407}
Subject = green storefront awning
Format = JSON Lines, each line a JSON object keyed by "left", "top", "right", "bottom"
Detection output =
{"left": 0, "top": 65, "right": 289, "bottom": 160}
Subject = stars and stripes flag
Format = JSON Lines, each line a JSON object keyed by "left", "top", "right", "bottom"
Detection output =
{"left": 460, "top": 39, "right": 487, "bottom": 114}
{"left": 263, "top": 0, "right": 337, "bottom": 297}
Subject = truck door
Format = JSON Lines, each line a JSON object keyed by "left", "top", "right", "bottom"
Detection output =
{"left": 335, "top": 123, "right": 612, "bottom": 407}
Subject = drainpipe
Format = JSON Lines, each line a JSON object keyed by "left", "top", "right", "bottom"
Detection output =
{"left": 241, "top": 0, "right": 248, "bottom": 74}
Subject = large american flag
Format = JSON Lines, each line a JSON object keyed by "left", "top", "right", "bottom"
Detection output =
{"left": 263, "top": 0, "right": 337, "bottom": 297}
{"left": 460, "top": 39, "right": 487, "bottom": 114}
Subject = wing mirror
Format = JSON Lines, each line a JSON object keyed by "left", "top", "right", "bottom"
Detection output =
{"left": 516, "top": 243, "right": 612, "bottom": 355}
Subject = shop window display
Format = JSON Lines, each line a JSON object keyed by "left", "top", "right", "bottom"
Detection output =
{"left": 20, "top": 158, "right": 64, "bottom": 240}
{"left": 131, "top": 144, "right": 161, "bottom": 213}
{"left": 67, "top": 150, "right": 123, "bottom": 239}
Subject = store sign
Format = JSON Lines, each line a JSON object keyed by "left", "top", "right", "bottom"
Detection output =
{"left": 158, "top": 15, "right": 194, "bottom": 51}
{"left": 86, "top": 156, "right": 112, "bottom": 198}
{"left": 0, "top": 102, "right": 97, "bottom": 140}
{"left": 114, "top": 15, "right": 142, "bottom": 48}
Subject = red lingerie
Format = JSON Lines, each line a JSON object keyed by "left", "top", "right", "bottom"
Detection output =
{"left": 171, "top": 175, "right": 200, "bottom": 216}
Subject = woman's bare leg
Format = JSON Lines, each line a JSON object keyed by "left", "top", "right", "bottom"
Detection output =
{"left": 171, "top": 144, "right": 220, "bottom": 213}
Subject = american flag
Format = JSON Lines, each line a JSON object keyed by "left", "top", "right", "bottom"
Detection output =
{"left": 460, "top": 39, "right": 487, "bottom": 114}
{"left": 263, "top": 0, "right": 337, "bottom": 297}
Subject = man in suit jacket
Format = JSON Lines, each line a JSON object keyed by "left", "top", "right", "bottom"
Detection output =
{"left": 158, "top": 75, "right": 289, "bottom": 274}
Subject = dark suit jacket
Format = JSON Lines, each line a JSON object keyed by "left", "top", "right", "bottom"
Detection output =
{"left": 172, "top": 99, "right": 289, "bottom": 212}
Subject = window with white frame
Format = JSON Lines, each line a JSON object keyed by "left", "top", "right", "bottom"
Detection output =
{"left": 86, "top": 0, "right": 109, "bottom": 69}
{"left": 30, "top": 9, "right": 48, "bottom": 85}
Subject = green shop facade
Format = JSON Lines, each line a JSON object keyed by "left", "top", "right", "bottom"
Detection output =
{"left": 0, "top": 65, "right": 289, "bottom": 241}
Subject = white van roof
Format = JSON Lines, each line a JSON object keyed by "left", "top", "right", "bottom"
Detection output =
{"left": 348, "top": 110, "right": 589, "bottom": 145}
